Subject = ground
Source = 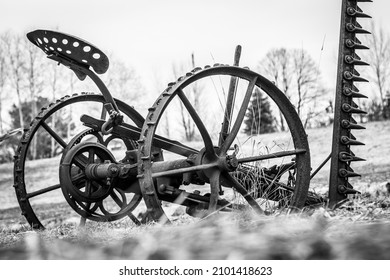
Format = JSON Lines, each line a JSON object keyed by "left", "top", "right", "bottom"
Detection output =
{"left": 0, "top": 121, "right": 389, "bottom": 259}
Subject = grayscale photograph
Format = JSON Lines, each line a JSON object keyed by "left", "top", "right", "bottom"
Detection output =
{"left": 0, "top": 0, "right": 389, "bottom": 264}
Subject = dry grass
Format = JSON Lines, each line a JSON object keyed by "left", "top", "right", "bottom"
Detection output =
{"left": 0, "top": 121, "right": 389, "bottom": 259}
{"left": 2, "top": 203, "right": 390, "bottom": 260}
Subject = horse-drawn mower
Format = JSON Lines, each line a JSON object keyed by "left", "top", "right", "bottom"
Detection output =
{"left": 12, "top": 0, "right": 371, "bottom": 229}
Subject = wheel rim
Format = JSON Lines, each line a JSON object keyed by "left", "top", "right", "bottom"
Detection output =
{"left": 14, "top": 93, "right": 144, "bottom": 229}
{"left": 137, "top": 65, "right": 311, "bottom": 222}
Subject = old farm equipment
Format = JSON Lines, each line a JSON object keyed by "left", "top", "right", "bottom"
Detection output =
{"left": 13, "top": 0, "right": 370, "bottom": 229}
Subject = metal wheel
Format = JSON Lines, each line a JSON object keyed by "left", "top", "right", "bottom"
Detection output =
{"left": 13, "top": 93, "right": 144, "bottom": 229}
{"left": 60, "top": 142, "right": 140, "bottom": 223}
{"left": 137, "top": 65, "right": 312, "bottom": 222}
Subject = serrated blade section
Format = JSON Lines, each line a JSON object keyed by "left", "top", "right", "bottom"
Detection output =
{"left": 329, "top": 0, "right": 371, "bottom": 207}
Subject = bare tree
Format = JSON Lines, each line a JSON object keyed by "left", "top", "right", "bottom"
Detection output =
{"left": 365, "top": 22, "right": 390, "bottom": 119}
{"left": 259, "top": 48, "right": 292, "bottom": 131}
{"left": 292, "top": 48, "right": 320, "bottom": 126}
{"left": 4, "top": 33, "right": 26, "bottom": 129}
{"left": 0, "top": 34, "right": 9, "bottom": 135}
{"left": 48, "top": 62, "right": 61, "bottom": 157}
{"left": 66, "top": 71, "right": 77, "bottom": 140}
{"left": 104, "top": 57, "right": 144, "bottom": 107}
{"left": 24, "top": 40, "right": 45, "bottom": 159}
{"left": 259, "top": 47, "right": 324, "bottom": 129}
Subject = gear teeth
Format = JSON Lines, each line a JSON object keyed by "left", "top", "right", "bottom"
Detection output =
{"left": 192, "top": 67, "right": 202, "bottom": 72}
{"left": 340, "top": 136, "right": 365, "bottom": 146}
{"left": 339, "top": 166, "right": 361, "bottom": 178}
{"left": 341, "top": 119, "right": 366, "bottom": 130}
{"left": 339, "top": 152, "right": 366, "bottom": 162}
{"left": 341, "top": 103, "right": 367, "bottom": 114}
{"left": 343, "top": 85, "right": 368, "bottom": 98}
{"left": 344, "top": 54, "right": 369, "bottom": 66}
{"left": 346, "top": 6, "right": 371, "bottom": 18}
{"left": 343, "top": 69, "right": 369, "bottom": 82}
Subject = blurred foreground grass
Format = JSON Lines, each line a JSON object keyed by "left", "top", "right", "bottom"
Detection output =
{"left": 1, "top": 196, "right": 390, "bottom": 260}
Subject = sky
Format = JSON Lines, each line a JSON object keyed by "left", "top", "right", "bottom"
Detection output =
{"left": 0, "top": 0, "right": 388, "bottom": 96}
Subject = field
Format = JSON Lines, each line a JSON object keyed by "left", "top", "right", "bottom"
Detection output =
{"left": 0, "top": 121, "right": 389, "bottom": 259}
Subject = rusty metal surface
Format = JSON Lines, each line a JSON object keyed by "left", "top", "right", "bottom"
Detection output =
{"left": 328, "top": 0, "right": 371, "bottom": 207}
{"left": 27, "top": 29, "right": 109, "bottom": 75}
{"left": 13, "top": 94, "right": 144, "bottom": 229}
{"left": 16, "top": 0, "right": 375, "bottom": 228}
{"left": 137, "top": 65, "right": 312, "bottom": 222}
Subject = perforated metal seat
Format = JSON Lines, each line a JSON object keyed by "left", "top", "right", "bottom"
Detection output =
{"left": 27, "top": 30, "right": 109, "bottom": 77}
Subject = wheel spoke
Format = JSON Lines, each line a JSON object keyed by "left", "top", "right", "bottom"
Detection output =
{"left": 237, "top": 149, "right": 306, "bottom": 164}
{"left": 220, "top": 76, "right": 258, "bottom": 154}
{"left": 88, "top": 148, "right": 95, "bottom": 163}
{"left": 110, "top": 189, "right": 141, "bottom": 225}
{"left": 25, "top": 184, "right": 61, "bottom": 199}
{"left": 177, "top": 88, "right": 215, "bottom": 155}
{"left": 221, "top": 172, "right": 264, "bottom": 214}
{"left": 40, "top": 121, "right": 67, "bottom": 148}
{"left": 110, "top": 189, "right": 126, "bottom": 208}
{"left": 71, "top": 172, "right": 86, "bottom": 184}
{"left": 85, "top": 181, "right": 92, "bottom": 195}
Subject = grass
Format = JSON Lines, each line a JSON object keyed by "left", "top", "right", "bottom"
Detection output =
{"left": 2, "top": 205, "right": 390, "bottom": 259}
{"left": 0, "top": 120, "right": 389, "bottom": 259}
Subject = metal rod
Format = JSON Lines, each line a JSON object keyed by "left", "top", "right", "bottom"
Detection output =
{"left": 152, "top": 162, "right": 218, "bottom": 178}
{"left": 237, "top": 149, "right": 306, "bottom": 164}
{"left": 219, "top": 45, "right": 242, "bottom": 146}
{"left": 81, "top": 115, "right": 199, "bottom": 157}
{"left": 310, "top": 153, "right": 332, "bottom": 180}
{"left": 25, "top": 184, "right": 61, "bottom": 199}
{"left": 220, "top": 76, "right": 258, "bottom": 154}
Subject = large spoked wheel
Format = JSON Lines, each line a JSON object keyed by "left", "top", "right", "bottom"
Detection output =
{"left": 13, "top": 93, "right": 144, "bottom": 229}
{"left": 137, "top": 65, "right": 312, "bottom": 222}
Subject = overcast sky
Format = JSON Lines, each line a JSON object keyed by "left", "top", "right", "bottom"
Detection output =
{"left": 0, "top": 0, "right": 388, "bottom": 95}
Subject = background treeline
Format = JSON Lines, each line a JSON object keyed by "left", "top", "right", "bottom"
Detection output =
{"left": 0, "top": 31, "right": 145, "bottom": 162}
{"left": 1, "top": 23, "right": 390, "bottom": 163}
